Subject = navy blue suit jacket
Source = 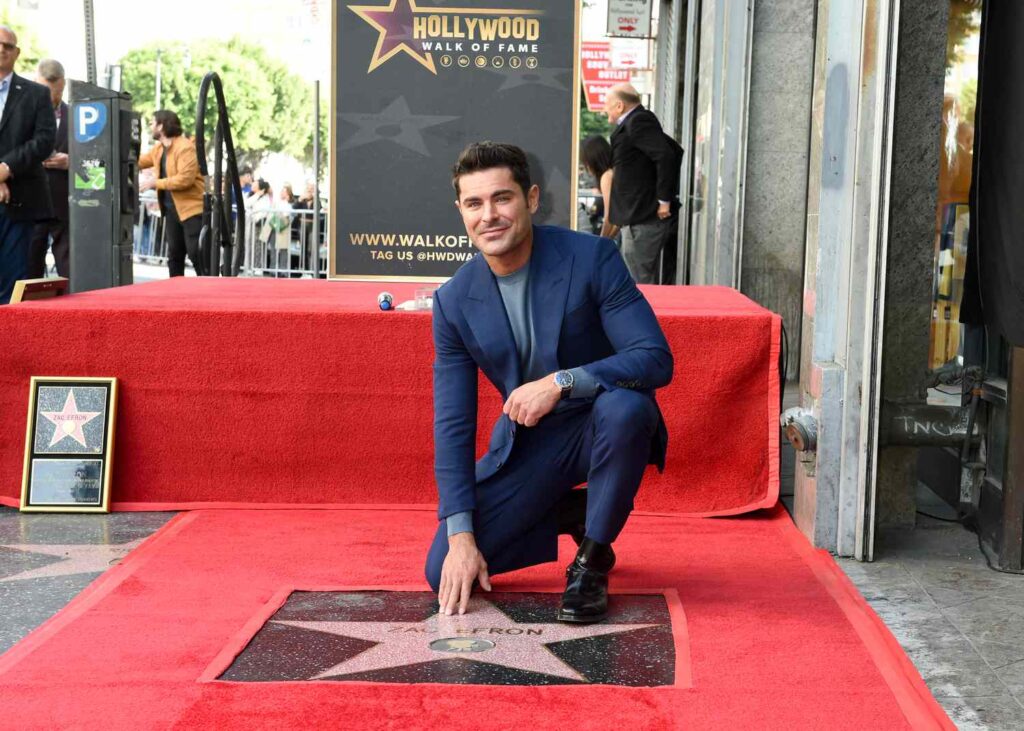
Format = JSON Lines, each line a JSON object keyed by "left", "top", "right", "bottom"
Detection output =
{"left": 432, "top": 225, "right": 674, "bottom": 520}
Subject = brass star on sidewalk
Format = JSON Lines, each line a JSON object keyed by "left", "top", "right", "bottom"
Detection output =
{"left": 349, "top": 0, "right": 436, "bottom": 74}
{"left": 275, "top": 597, "right": 659, "bottom": 682}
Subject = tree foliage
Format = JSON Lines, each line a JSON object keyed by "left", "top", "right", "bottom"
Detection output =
{"left": 946, "top": 1, "right": 981, "bottom": 69}
{"left": 579, "top": 95, "right": 612, "bottom": 140}
{"left": 120, "top": 38, "right": 320, "bottom": 167}
{"left": 0, "top": 6, "right": 47, "bottom": 76}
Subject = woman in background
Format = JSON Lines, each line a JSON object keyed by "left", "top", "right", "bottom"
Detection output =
{"left": 581, "top": 135, "right": 619, "bottom": 242}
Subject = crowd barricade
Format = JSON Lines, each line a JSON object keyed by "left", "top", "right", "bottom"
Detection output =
{"left": 133, "top": 194, "right": 329, "bottom": 279}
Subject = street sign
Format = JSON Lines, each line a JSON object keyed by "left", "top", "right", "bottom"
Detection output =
{"left": 607, "top": 0, "right": 652, "bottom": 38}
{"left": 581, "top": 41, "right": 630, "bottom": 112}
{"left": 610, "top": 38, "right": 651, "bottom": 70}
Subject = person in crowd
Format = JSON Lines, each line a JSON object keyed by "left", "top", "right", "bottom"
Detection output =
{"left": 295, "top": 181, "right": 322, "bottom": 276}
{"left": 604, "top": 83, "right": 683, "bottom": 285}
{"left": 272, "top": 183, "right": 298, "bottom": 274}
{"left": 138, "top": 110, "right": 206, "bottom": 277}
{"left": 284, "top": 182, "right": 307, "bottom": 253}
{"left": 0, "top": 25, "right": 55, "bottom": 304}
{"left": 425, "top": 142, "right": 673, "bottom": 623}
{"left": 239, "top": 166, "right": 253, "bottom": 197}
{"left": 298, "top": 181, "right": 316, "bottom": 209}
{"left": 581, "top": 134, "right": 618, "bottom": 242}
{"left": 27, "top": 59, "right": 68, "bottom": 279}
{"left": 248, "top": 178, "right": 279, "bottom": 272}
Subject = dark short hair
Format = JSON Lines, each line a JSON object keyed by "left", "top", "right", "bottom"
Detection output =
{"left": 239, "top": 166, "right": 253, "bottom": 177}
{"left": 452, "top": 142, "right": 531, "bottom": 198}
{"left": 153, "top": 110, "right": 183, "bottom": 138}
{"left": 581, "top": 135, "right": 612, "bottom": 178}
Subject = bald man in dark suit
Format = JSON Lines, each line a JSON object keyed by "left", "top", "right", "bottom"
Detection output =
{"left": 0, "top": 26, "right": 56, "bottom": 303}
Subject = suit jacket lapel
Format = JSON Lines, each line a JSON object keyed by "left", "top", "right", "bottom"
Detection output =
{"left": 0, "top": 74, "right": 23, "bottom": 134}
{"left": 460, "top": 255, "right": 522, "bottom": 393}
{"left": 529, "top": 227, "right": 572, "bottom": 374}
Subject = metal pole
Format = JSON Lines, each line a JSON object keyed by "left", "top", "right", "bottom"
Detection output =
{"left": 212, "top": 122, "right": 223, "bottom": 277}
{"left": 312, "top": 80, "right": 322, "bottom": 278}
{"left": 155, "top": 50, "right": 162, "bottom": 111}
{"left": 83, "top": 0, "right": 97, "bottom": 84}
{"left": 1002, "top": 346, "right": 1024, "bottom": 571}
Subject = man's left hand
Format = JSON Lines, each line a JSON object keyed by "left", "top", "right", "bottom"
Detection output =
{"left": 0, "top": 163, "right": 10, "bottom": 184}
{"left": 139, "top": 177, "right": 156, "bottom": 193}
{"left": 503, "top": 375, "right": 562, "bottom": 427}
{"left": 0, "top": 181, "right": 10, "bottom": 205}
{"left": 657, "top": 202, "right": 671, "bottom": 220}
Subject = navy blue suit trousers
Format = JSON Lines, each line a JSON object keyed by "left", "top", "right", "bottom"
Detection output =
{"left": 425, "top": 388, "right": 658, "bottom": 592}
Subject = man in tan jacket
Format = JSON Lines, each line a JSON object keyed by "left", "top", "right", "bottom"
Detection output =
{"left": 139, "top": 110, "right": 206, "bottom": 276}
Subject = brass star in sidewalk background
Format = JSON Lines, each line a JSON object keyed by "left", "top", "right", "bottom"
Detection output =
{"left": 349, "top": 0, "right": 436, "bottom": 74}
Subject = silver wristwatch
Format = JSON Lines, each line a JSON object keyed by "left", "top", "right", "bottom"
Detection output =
{"left": 553, "top": 370, "right": 574, "bottom": 400}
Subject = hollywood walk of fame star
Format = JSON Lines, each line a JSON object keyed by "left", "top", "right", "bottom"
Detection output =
{"left": 349, "top": 0, "right": 436, "bottom": 74}
{"left": 40, "top": 390, "right": 102, "bottom": 449}
{"left": 340, "top": 97, "right": 459, "bottom": 156}
{"left": 274, "top": 597, "right": 659, "bottom": 682}
{"left": 0, "top": 539, "right": 144, "bottom": 583}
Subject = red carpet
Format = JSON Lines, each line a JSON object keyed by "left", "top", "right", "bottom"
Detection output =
{"left": 0, "top": 279, "right": 780, "bottom": 515}
{"left": 0, "top": 507, "right": 952, "bottom": 730}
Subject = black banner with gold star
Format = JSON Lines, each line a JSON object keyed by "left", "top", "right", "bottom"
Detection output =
{"left": 330, "top": 0, "right": 581, "bottom": 280}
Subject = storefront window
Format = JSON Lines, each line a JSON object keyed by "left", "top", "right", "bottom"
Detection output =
{"left": 928, "top": 0, "right": 982, "bottom": 369}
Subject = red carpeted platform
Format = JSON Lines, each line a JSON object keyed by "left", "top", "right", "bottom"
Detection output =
{"left": 0, "top": 278, "right": 780, "bottom": 515}
{"left": 0, "top": 507, "right": 952, "bottom": 730}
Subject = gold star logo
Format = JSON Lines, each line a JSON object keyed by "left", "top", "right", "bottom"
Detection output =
{"left": 348, "top": 0, "right": 437, "bottom": 75}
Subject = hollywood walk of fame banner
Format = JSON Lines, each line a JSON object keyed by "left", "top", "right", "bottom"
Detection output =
{"left": 330, "top": 0, "right": 581, "bottom": 281}
{"left": 19, "top": 377, "right": 118, "bottom": 513}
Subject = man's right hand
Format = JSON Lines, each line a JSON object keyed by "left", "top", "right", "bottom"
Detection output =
{"left": 43, "top": 153, "right": 69, "bottom": 171}
{"left": 438, "top": 532, "right": 491, "bottom": 615}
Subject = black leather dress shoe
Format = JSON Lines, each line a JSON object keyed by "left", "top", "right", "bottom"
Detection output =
{"left": 555, "top": 490, "right": 616, "bottom": 571}
{"left": 557, "top": 538, "right": 615, "bottom": 624}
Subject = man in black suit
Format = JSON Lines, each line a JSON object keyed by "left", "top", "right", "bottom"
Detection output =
{"left": 0, "top": 26, "right": 55, "bottom": 304}
{"left": 28, "top": 59, "right": 69, "bottom": 279}
{"left": 605, "top": 83, "right": 683, "bottom": 285}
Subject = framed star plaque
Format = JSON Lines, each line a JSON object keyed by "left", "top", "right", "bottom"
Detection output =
{"left": 20, "top": 377, "right": 118, "bottom": 513}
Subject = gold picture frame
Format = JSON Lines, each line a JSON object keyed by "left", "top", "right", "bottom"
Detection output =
{"left": 10, "top": 277, "right": 69, "bottom": 304}
{"left": 20, "top": 377, "right": 119, "bottom": 513}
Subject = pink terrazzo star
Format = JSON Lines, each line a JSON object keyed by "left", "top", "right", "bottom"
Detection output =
{"left": 0, "top": 539, "right": 143, "bottom": 583}
{"left": 275, "top": 597, "right": 659, "bottom": 681}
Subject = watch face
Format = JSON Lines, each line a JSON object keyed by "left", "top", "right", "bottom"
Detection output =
{"left": 555, "top": 371, "right": 573, "bottom": 389}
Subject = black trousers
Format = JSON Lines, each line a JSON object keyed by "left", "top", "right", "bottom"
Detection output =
{"left": 164, "top": 204, "right": 204, "bottom": 277}
{"left": 28, "top": 220, "right": 69, "bottom": 279}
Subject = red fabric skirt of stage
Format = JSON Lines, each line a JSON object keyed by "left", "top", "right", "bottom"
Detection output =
{"left": 0, "top": 278, "right": 781, "bottom": 515}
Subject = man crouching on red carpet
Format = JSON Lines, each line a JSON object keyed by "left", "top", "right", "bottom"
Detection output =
{"left": 425, "top": 142, "right": 673, "bottom": 623}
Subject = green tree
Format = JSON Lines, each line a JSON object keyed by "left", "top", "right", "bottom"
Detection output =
{"left": 579, "top": 94, "right": 611, "bottom": 139}
{"left": 0, "top": 6, "right": 47, "bottom": 75}
{"left": 120, "top": 38, "right": 319, "bottom": 167}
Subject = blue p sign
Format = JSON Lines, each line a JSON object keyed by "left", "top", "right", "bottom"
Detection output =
{"left": 74, "top": 103, "right": 108, "bottom": 143}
